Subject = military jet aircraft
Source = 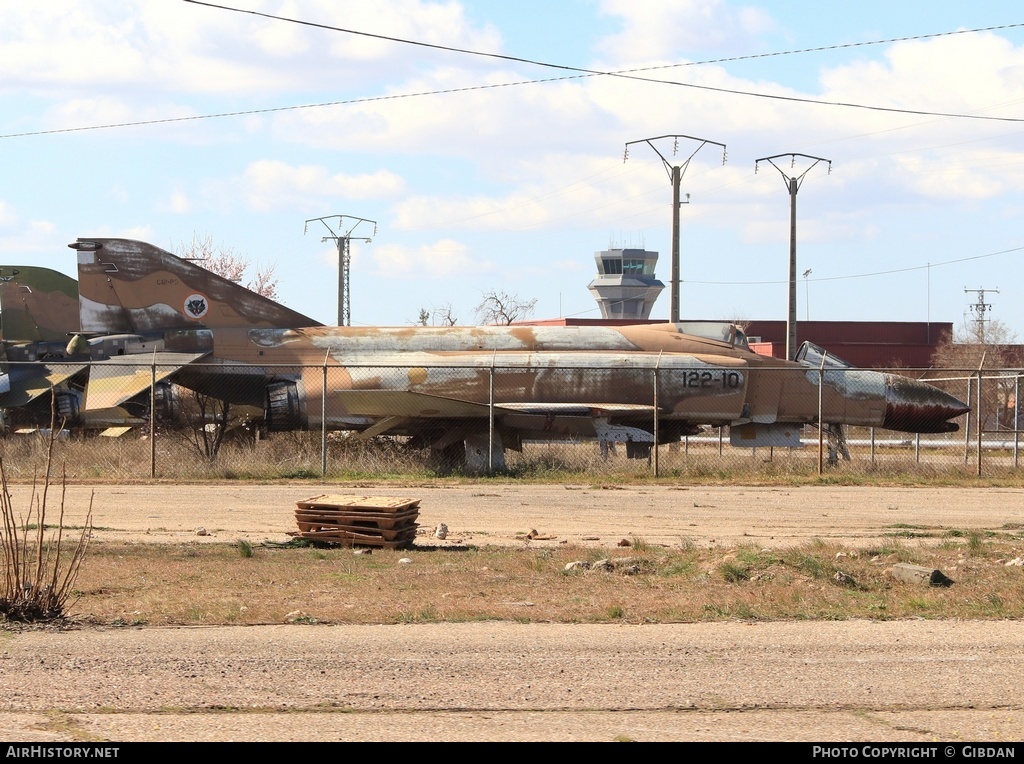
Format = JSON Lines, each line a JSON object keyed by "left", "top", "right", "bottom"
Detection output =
{"left": 0, "top": 265, "right": 89, "bottom": 428}
{"left": 0, "top": 265, "right": 238, "bottom": 434}
{"left": 68, "top": 237, "right": 969, "bottom": 469}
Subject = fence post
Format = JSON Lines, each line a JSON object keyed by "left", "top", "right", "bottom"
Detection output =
{"left": 488, "top": 361, "right": 495, "bottom": 475}
{"left": 976, "top": 364, "right": 984, "bottom": 477}
{"left": 1015, "top": 374, "right": 1020, "bottom": 469}
{"left": 150, "top": 360, "right": 157, "bottom": 479}
{"left": 321, "top": 356, "right": 329, "bottom": 478}
{"left": 652, "top": 363, "right": 660, "bottom": 478}
{"left": 817, "top": 362, "right": 825, "bottom": 475}
{"left": 963, "top": 375, "right": 972, "bottom": 465}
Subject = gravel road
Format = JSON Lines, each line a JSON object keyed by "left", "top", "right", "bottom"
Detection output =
{"left": 1, "top": 483, "right": 1022, "bottom": 742}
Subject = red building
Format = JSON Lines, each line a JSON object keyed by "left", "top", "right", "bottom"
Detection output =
{"left": 739, "top": 320, "right": 952, "bottom": 369}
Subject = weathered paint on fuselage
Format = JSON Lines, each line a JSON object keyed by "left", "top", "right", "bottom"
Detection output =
{"left": 165, "top": 322, "right": 892, "bottom": 432}
{"left": 71, "top": 237, "right": 970, "bottom": 439}
{"left": 0, "top": 266, "right": 80, "bottom": 345}
{"left": 0, "top": 267, "right": 86, "bottom": 421}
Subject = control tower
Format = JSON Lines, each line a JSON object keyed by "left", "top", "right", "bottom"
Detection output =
{"left": 587, "top": 248, "right": 665, "bottom": 320}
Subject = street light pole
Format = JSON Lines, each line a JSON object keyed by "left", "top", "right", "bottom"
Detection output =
{"left": 803, "top": 268, "right": 812, "bottom": 321}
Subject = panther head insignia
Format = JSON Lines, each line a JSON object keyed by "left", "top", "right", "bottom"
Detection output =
{"left": 183, "top": 294, "right": 209, "bottom": 319}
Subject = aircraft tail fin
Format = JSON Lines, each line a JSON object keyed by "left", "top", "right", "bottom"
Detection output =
{"left": 0, "top": 266, "right": 80, "bottom": 343}
{"left": 70, "top": 238, "right": 322, "bottom": 335}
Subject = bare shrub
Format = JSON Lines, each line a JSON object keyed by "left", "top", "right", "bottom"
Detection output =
{"left": 0, "top": 429, "right": 92, "bottom": 623}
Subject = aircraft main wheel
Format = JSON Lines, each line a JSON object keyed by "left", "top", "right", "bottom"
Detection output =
{"left": 429, "top": 441, "right": 466, "bottom": 474}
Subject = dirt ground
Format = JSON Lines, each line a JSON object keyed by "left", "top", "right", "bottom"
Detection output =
{"left": 1, "top": 482, "right": 1023, "bottom": 743}
{"left": 23, "top": 481, "right": 1024, "bottom": 549}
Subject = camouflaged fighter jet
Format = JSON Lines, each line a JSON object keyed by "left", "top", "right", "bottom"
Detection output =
{"left": 0, "top": 265, "right": 185, "bottom": 432}
{"left": 67, "top": 237, "right": 969, "bottom": 467}
{"left": 0, "top": 265, "right": 231, "bottom": 434}
{"left": 0, "top": 266, "right": 89, "bottom": 427}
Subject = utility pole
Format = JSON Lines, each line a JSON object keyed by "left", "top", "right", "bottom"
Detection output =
{"left": 803, "top": 268, "right": 812, "bottom": 321}
{"left": 624, "top": 135, "right": 726, "bottom": 324}
{"left": 964, "top": 286, "right": 999, "bottom": 341}
{"left": 304, "top": 215, "right": 377, "bottom": 326}
{"left": 755, "top": 153, "right": 831, "bottom": 361}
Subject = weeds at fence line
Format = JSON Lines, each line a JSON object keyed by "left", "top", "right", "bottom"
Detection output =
{"left": 0, "top": 425, "right": 92, "bottom": 623}
{"left": 0, "top": 425, "right": 1017, "bottom": 484}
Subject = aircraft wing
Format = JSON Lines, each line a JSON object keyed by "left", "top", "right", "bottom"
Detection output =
{"left": 99, "top": 427, "right": 135, "bottom": 437}
{"left": 498, "top": 402, "right": 658, "bottom": 416}
{"left": 76, "top": 405, "right": 146, "bottom": 429}
{"left": 0, "top": 363, "right": 87, "bottom": 408}
{"left": 83, "top": 352, "right": 208, "bottom": 410}
{"left": 335, "top": 390, "right": 495, "bottom": 419}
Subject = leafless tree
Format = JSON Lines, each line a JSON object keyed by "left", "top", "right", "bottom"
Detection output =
{"left": 473, "top": 290, "right": 537, "bottom": 325}
{"left": 178, "top": 233, "right": 279, "bottom": 301}
{"left": 930, "top": 319, "right": 1021, "bottom": 434}
{"left": 413, "top": 303, "right": 459, "bottom": 326}
{"left": 433, "top": 303, "right": 459, "bottom": 326}
{"left": 170, "top": 234, "right": 278, "bottom": 459}
{"left": 177, "top": 391, "right": 231, "bottom": 461}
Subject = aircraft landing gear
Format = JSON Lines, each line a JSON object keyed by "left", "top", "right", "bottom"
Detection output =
{"left": 824, "top": 424, "right": 851, "bottom": 467}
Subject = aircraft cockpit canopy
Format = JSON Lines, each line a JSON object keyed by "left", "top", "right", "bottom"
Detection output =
{"left": 731, "top": 327, "right": 750, "bottom": 350}
{"left": 676, "top": 322, "right": 750, "bottom": 350}
{"left": 795, "top": 341, "right": 853, "bottom": 369}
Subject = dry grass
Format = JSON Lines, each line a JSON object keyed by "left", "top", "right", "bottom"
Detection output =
{"left": 0, "top": 430, "right": 1019, "bottom": 486}
{"left": 64, "top": 530, "right": 1024, "bottom": 627}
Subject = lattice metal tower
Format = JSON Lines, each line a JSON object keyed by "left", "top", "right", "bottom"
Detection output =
{"left": 304, "top": 215, "right": 376, "bottom": 326}
{"left": 965, "top": 286, "right": 999, "bottom": 338}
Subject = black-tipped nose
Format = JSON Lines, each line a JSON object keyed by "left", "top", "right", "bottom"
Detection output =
{"left": 882, "top": 375, "right": 970, "bottom": 433}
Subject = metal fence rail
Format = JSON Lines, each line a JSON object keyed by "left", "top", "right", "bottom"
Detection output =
{"left": 1, "top": 360, "right": 1019, "bottom": 480}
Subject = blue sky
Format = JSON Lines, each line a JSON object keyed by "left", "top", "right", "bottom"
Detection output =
{"left": 3, "top": 0, "right": 1024, "bottom": 339}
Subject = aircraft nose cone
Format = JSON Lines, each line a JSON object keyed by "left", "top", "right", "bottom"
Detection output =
{"left": 882, "top": 375, "right": 970, "bottom": 433}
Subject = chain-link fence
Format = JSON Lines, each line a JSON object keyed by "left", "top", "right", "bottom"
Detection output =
{"left": 0, "top": 359, "right": 1019, "bottom": 480}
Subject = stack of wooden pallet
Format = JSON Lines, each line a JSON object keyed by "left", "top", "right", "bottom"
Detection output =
{"left": 291, "top": 495, "right": 420, "bottom": 549}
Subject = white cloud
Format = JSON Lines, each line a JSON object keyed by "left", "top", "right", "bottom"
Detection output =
{"left": 369, "top": 238, "right": 480, "bottom": 278}
{"left": 596, "top": 0, "right": 777, "bottom": 62}
{"left": 115, "top": 225, "right": 156, "bottom": 242}
{"left": 159, "top": 190, "right": 192, "bottom": 215}
{"left": 205, "top": 160, "right": 406, "bottom": 212}
{"left": 0, "top": 220, "right": 61, "bottom": 257}
{"left": 268, "top": 65, "right": 607, "bottom": 157}
{"left": 0, "top": 0, "right": 502, "bottom": 97}
{"left": 892, "top": 151, "right": 1024, "bottom": 201}
{"left": 819, "top": 34, "right": 1024, "bottom": 118}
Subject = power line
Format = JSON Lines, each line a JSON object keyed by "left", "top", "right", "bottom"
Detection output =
{"left": 685, "top": 246, "right": 1024, "bottom": 286}
{"left": 4, "top": 11, "right": 1024, "bottom": 140}
{"left": 182, "top": 2, "right": 1024, "bottom": 122}
{"left": 185, "top": 1, "right": 1024, "bottom": 79}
